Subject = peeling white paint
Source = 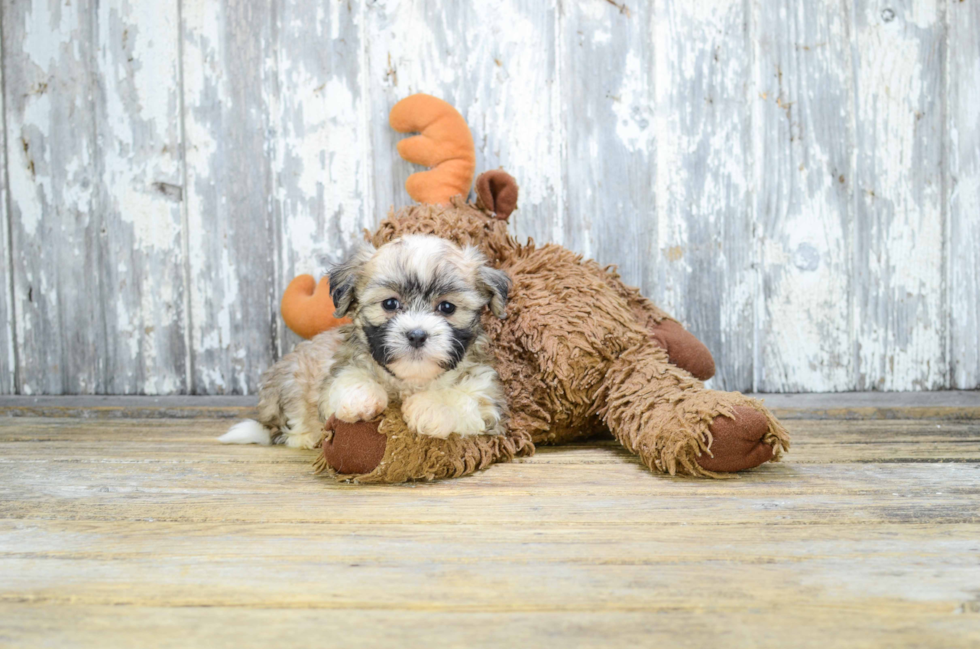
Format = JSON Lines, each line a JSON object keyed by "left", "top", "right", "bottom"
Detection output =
{"left": 652, "top": 0, "right": 754, "bottom": 389}
{"left": 947, "top": 0, "right": 980, "bottom": 388}
{"left": 613, "top": 52, "right": 654, "bottom": 151}
{"left": 6, "top": 0, "right": 107, "bottom": 394}
{"left": 853, "top": 0, "right": 945, "bottom": 391}
{"left": 94, "top": 0, "right": 186, "bottom": 394}
{"left": 0, "top": 61, "right": 14, "bottom": 394}
{"left": 9, "top": 92, "right": 51, "bottom": 240}
{"left": 0, "top": 0, "right": 972, "bottom": 395}
{"left": 20, "top": 0, "right": 75, "bottom": 69}
{"left": 468, "top": 0, "right": 560, "bottom": 246}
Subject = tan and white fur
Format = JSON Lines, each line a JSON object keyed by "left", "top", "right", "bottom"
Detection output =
{"left": 220, "top": 234, "right": 510, "bottom": 449}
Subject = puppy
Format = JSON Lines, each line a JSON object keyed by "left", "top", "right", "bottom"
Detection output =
{"left": 220, "top": 234, "right": 510, "bottom": 450}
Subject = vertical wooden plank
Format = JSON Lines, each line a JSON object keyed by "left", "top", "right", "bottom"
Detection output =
{"left": 652, "top": 0, "right": 753, "bottom": 391}
{"left": 273, "top": 0, "right": 370, "bottom": 355}
{"left": 752, "top": 1, "right": 855, "bottom": 392}
{"left": 2, "top": 0, "right": 107, "bottom": 394}
{"left": 561, "top": 1, "right": 655, "bottom": 289}
{"left": 947, "top": 0, "right": 980, "bottom": 389}
{"left": 852, "top": 0, "right": 945, "bottom": 391}
{"left": 0, "top": 54, "right": 15, "bottom": 393}
{"left": 95, "top": 0, "right": 187, "bottom": 394}
{"left": 182, "top": 1, "right": 278, "bottom": 394}
{"left": 364, "top": 0, "right": 560, "bottom": 245}
{"left": 2, "top": 0, "right": 186, "bottom": 395}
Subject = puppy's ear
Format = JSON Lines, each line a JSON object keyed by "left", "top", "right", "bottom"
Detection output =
{"left": 328, "top": 245, "right": 374, "bottom": 318}
{"left": 478, "top": 266, "right": 510, "bottom": 318}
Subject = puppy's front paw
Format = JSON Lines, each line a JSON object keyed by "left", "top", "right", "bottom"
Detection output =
{"left": 402, "top": 394, "right": 455, "bottom": 438}
{"left": 402, "top": 391, "right": 486, "bottom": 438}
{"left": 333, "top": 383, "right": 388, "bottom": 423}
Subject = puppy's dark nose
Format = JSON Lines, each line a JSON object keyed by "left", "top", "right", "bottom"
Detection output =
{"left": 405, "top": 329, "right": 428, "bottom": 348}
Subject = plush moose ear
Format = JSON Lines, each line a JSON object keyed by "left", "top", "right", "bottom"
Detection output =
{"left": 475, "top": 170, "right": 519, "bottom": 221}
{"left": 478, "top": 266, "right": 511, "bottom": 318}
{"left": 328, "top": 245, "right": 374, "bottom": 318}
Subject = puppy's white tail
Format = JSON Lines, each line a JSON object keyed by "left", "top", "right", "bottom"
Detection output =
{"left": 218, "top": 420, "right": 272, "bottom": 446}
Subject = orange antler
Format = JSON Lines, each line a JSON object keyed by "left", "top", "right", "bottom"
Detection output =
{"left": 281, "top": 275, "right": 349, "bottom": 340}
{"left": 390, "top": 94, "right": 475, "bottom": 205}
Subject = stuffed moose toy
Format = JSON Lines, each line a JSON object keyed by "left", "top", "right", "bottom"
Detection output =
{"left": 277, "top": 94, "right": 789, "bottom": 483}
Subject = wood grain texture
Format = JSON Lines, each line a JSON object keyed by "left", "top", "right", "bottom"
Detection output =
{"left": 561, "top": 0, "right": 656, "bottom": 301}
{"left": 753, "top": 0, "right": 855, "bottom": 392}
{"left": 653, "top": 0, "right": 753, "bottom": 391}
{"left": 1, "top": 0, "right": 187, "bottom": 396}
{"left": 181, "top": 0, "right": 279, "bottom": 394}
{"left": 0, "top": 0, "right": 978, "bottom": 394}
{"left": 2, "top": 416, "right": 979, "bottom": 465}
{"left": 96, "top": 0, "right": 187, "bottom": 394}
{"left": 0, "top": 407, "right": 979, "bottom": 647}
{"left": 0, "top": 604, "right": 977, "bottom": 649}
{"left": 0, "top": 58, "right": 13, "bottom": 394}
{"left": 946, "top": 0, "right": 980, "bottom": 388}
{"left": 272, "top": 0, "right": 370, "bottom": 357}
{"left": 2, "top": 0, "right": 107, "bottom": 395}
{"left": 852, "top": 0, "right": 945, "bottom": 391}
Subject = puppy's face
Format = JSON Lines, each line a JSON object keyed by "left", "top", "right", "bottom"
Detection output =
{"left": 330, "top": 235, "right": 509, "bottom": 382}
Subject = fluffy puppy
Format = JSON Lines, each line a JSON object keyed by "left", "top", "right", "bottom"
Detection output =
{"left": 220, "top": 234, "right": 510, "bottom": 449}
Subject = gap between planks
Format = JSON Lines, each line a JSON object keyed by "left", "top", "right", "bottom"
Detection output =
{"left": 1, "top": 391, "right": 979, "bottom": 420}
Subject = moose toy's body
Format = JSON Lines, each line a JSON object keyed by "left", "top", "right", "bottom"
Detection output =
{"left": 280, "top": 94, "right": 789, "bottom": 483}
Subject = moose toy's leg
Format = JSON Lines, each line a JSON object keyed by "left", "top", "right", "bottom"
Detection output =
{"left": 314, "top": 405, "right": 534, "bottom": 483}
{"left": 598, "top": 342, "right": 789, "bottom": 476}
{"left": 319, "top": 416, "right": 388, "bottom": 475}
{"left": 597, "top": 268, "right": 716, "bottom": 381}
{"left": 646, "top": 319, "right": 716, "bottom": 382}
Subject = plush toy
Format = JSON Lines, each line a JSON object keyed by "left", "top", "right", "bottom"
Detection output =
{"left": 281, "top": 94, "right": 790, "bottom": 483}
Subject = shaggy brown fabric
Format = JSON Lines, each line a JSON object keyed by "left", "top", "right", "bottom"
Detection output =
{"left": 591, "top": 261, "right": 714, "bottom": 379}
{"left": 313, "top": 401, "right": 784, "bottom": 480}
{"left": 369, "top": 199, "right": 515, "bottom": 266}
{"left": 475, "top": 170, "right": 519, "bottom": 220}
{"left": 314, "top": 193, "right": 791, "bottom": 483}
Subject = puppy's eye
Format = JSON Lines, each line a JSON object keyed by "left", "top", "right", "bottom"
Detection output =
{"left": 437, "top": 301, "right": 456, "bottom": 316}
{"left": 382, "top": 298, "right": 400, "bottom": 312}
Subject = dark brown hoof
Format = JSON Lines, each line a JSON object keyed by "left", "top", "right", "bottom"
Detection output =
{"left": 322, "top": 417, "right": 386, "bottom": 475}
{"left": 697, "top": 406, "right": 774, "bottom": 472}
{"left": 649, "top": 319, "right": 716, "bottom": 380}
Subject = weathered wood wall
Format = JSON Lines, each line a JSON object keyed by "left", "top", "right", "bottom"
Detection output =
{"left": 0, "top": 0, "right": 976, "bottom": 395}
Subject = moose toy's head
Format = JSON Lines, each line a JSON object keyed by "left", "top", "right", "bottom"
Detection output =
{"left": 282, "top": 94, "right": 521, "bottom": 340}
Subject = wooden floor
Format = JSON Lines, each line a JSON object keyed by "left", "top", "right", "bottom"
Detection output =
{"left": 1, "top": 394, "right": 979, "bottom": 648}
